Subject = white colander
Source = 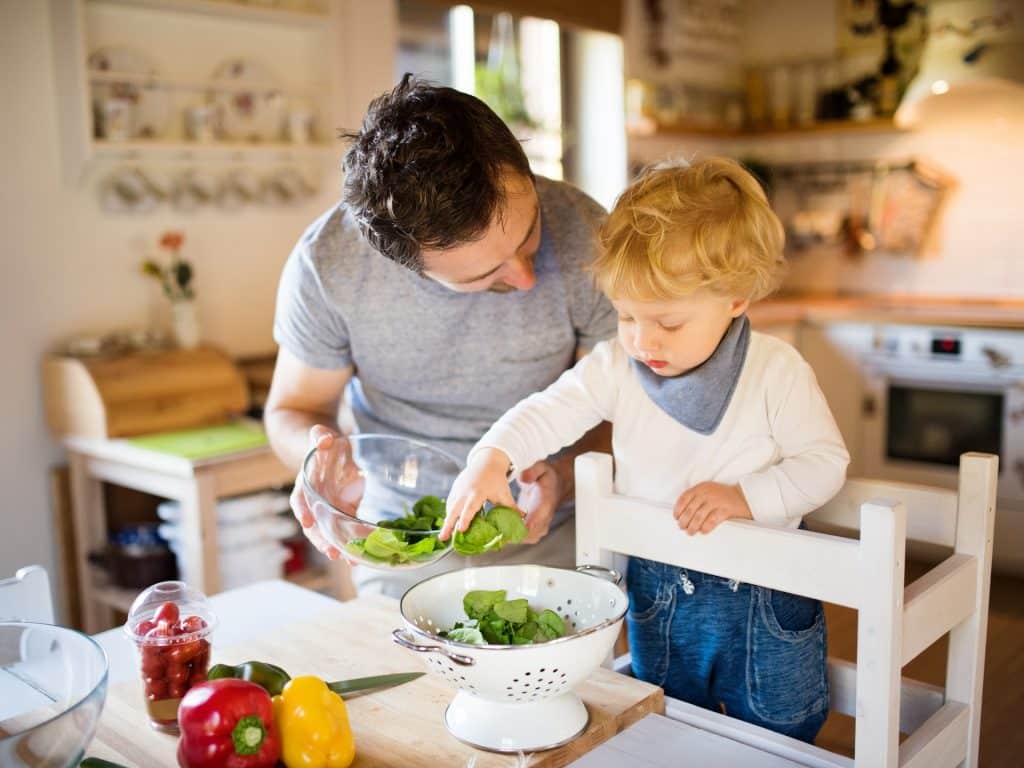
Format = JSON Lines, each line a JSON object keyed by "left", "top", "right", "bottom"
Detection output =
{"left": 392, "top": 564, "right": 627, "bottom": 753}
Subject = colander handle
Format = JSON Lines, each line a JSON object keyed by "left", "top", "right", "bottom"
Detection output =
{"left": 576, "top": 564, "right": 622, "bottom": 585}
{"left": 391, "top": 628, "right": 475, "bottom": 666}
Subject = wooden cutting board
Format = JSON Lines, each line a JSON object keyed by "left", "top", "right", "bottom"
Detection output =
{"left": 88, "top": 595, "right": 663, "bottom": 767}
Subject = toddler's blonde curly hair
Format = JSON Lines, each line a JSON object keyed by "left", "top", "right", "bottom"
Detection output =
{"left": 592, "top": 157, "right": 786, "bottom": 302}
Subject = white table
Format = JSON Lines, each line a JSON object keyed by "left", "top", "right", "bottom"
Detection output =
{"left": 89, "top": 580, "right": 820, "bottom": 766}
{"left": 567, "top": 713, "right": 810, "bottom": 767}
{"left": 93, "top": 578, "right": 338, "bottom": 684}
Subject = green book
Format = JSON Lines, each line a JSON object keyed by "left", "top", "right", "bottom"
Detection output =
{"left": 126, "top": 422, "right": 269, "bottom": 460}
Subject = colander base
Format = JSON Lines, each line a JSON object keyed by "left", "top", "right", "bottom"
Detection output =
{"left": 444, "top": 690, "right": 589, "bottom": 753}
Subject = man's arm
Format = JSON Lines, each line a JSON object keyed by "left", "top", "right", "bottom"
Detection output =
{"left": 544, "top": 421, "right": 612, "bottom": 504}
{"left": 264, "top": 348, "right": 354, "bottom": 472}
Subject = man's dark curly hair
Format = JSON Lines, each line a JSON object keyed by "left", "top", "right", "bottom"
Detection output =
{"left": 341, "top": 74, "right": 533, "bottom": 273}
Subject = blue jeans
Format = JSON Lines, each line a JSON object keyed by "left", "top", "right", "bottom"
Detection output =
{"left": 626, "top": 556, "right": 829, "bottom": 743}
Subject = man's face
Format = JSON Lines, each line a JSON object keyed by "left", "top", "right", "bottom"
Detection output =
{"left": 420, "top": 172, "right": 541, "bottom": 293}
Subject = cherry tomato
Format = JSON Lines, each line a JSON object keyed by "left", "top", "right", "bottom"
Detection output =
{"left": 141, "top": 652, "right": 164, "bottom": 676}
{"left": 189, "top": 669, "right": 207, "bottom": 687}
{"left": 165, "top": 663, "right": 189, "bottom": 685}
{"left": 193, "top": 642, "right": 210, "bottom": 671}
{"left": 135, "top": 619, "right": 156, "bottom": 637}
{"left": 145, "top": 678, "right": 167, "bottom": 699}
{"left": 176, "top": 615, "right": 207, "bottom": 634}
{"left": 153, "top": 602, "right": 179, "bottom": 627}
{"left": 168, "top": 681, "right": 186, "bottom": 699}
{"left": 166, "top": 639, "right": 201, "bottom": 664}
{"left": 145, "top": 623, "right": 172, "bottom": 639}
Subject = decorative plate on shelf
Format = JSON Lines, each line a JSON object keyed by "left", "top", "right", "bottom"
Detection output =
{"left": 209, "top": 58, "right": 286, "bottom": 143}
{"left": 88, "top": 47, "right": 172, "bottom": 140}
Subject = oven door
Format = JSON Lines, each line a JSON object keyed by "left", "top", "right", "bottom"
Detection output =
{"left": 861, "top": 362, "right": 1022, "bottom": 499}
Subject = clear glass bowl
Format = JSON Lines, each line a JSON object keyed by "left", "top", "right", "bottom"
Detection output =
{"left": 302, "top": 433, "right": 463, "bottom": 570}
{"left": 0, "top": 622, "right": 109, "bottom": 767}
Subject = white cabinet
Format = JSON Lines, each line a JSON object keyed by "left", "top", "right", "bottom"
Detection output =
{"left": 798, "top": 321, "right": 870, "bottom": 478}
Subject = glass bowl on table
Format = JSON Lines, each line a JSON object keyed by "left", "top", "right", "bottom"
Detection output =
{"left": 301, "top": 433, "right": 463, "bottom": 570}
{"left": 0, "top": 622, "right": 109, "bottom": 767}
{"left": 123, "top": 580, "right": 216, "bottom": 733}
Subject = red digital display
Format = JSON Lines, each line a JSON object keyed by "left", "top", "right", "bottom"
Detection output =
{"left": 931, "top": 337, "right": 961, "bottom": 356}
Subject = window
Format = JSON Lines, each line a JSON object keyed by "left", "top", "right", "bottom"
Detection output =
{"left": 397, "top": 2, "right": 563, "bottom": 179}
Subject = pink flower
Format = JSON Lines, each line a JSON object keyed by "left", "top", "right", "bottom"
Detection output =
{"left": 160, "top": 231, "right": 184, "bottom": 251}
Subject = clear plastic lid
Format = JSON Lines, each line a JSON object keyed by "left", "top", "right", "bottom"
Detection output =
{"left": 123, "top": 580, "right": 217, "bottom": 646}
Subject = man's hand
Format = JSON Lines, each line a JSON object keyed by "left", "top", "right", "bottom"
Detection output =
{"left": 290, "top": 425, "right": 361, "bottom": 561}
{"left": 673, "top": 482, "right": 752, "bottom": 535}
{"left": 515, "top": 460, "right": 566, "bottom": 544}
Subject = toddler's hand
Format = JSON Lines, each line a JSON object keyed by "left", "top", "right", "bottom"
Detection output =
{"left": 674, "top": 482, "right": 752, "bottom": 535}
{"left": 440, "top": 448, "right": 518, "bottom": 541}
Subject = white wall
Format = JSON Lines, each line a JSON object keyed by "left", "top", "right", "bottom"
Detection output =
{"left": 628, "top": 0, "right": 1024, "bottom": 298}
{"left": 0, "top": 0, "right": 396, "bottom": 616}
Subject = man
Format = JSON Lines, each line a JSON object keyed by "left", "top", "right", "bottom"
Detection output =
{"left": 265, "top": 74, "right": 615, "bottom": 596}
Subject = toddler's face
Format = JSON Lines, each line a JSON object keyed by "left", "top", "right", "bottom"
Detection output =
{"left": 612, "top": 291, "right": 748, "bottom": 377}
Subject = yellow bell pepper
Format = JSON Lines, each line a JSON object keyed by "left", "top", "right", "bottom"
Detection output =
{"left": 272, "top": 676, "right": 356, "bottom": 768}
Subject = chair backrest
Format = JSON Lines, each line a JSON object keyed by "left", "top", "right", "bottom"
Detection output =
{"left": 0, "top": 565, "right": 56, "bottom": 623}
{"left": 807, "top": 476, "right": 959, "bottom": 546}
{"left": 574, "top": 451, "right": 999, "bottom": 768}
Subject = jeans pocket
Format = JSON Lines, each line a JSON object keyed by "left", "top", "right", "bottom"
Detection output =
{"left": 628, "top": 584, "right": 671, "bottom": 622}
{"left": 626, "top": 566, "right": 673, "bottom": 687}
{"left": 626, "top": 558, "right": 669, "bottom": 622}
{"left": 746, "top": 588, "right": 829, "bottom": 725}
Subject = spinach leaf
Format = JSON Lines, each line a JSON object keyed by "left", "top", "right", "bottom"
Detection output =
{"left": 486, "top": 506, "right": 528, "bottom": 543}
{"left": 453, "top": 517, "right": 501, "bottom": 555}
{"left": 345, "top": 494, "right": 452, "bottom": 565}
{"left": 464, "top": 590, "right": 506, "bottom": 620}
{"left": 443, "top": 591, "right": 569, "bottom": 645}
{"left": 536, "top": 609, "right": 566, "bottom": 638}
{"left": 493, "top": 598, "right": 529, "bottom": 624}
{"left": 412, "top": 494, "right": 447, "bottom": 522}
{"left": 345, "top": 496, "right": 527, "bottom": 566}
{"left": 445, "top": 626, "right": 485, "bottom": 644}
{"left": 452, "top": 505, "right": 527, "bottom": 556}
{"left": 362, "top": 529, "right": 410, "bottom": 560}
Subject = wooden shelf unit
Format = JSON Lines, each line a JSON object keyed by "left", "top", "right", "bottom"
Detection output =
{"left": 628, "top": 117, "right": 905, "bottom": 141}
{"left": 51, "top": 0, "right": 342, "bottom": 177}
{"left": 66, "top": 434, "right": 354, "bottom": 633}
{"left": 87, "top": 68, "right": 327, "bottom": 97}
{"left": 84, "top": 0, "right": 330, "bottom": 27}
{"left": 90, "top": 138, "right": 340, "bottom": 161}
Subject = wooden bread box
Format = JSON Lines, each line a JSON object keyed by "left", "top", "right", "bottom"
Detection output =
{"left": 43, "top": 346, "right": 250, "bottom": 438}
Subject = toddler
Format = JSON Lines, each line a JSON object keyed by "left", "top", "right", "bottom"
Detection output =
{"left": 440, "top": 157, "right": 849, "bottom": 742}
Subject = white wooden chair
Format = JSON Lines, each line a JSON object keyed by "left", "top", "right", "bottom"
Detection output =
{"left": 0, "top": 565, "right": 56, "bottom": 624}
{"left": 575, "top": 452, "right": 998, "bottom": 768}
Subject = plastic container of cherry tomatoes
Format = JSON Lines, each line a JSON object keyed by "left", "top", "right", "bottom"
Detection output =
{"left": 123, "top": 580, "right": 217, "bottom": 732}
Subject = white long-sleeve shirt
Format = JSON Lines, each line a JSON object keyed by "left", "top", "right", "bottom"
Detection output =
{"left": 471, "top": 333, "right": 850, "bottom": 527}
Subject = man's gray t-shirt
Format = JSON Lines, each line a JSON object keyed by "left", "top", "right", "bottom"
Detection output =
{"left": 273, "top": 177, "right": 617, "bottom": 463}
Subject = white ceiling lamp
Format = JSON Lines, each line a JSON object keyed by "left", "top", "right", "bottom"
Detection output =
{"left": 895, "top": 0, "right": 1024, "bottom": 128}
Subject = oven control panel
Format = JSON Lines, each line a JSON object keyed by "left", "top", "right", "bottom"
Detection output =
{"left": 869, "top": 325, "right": 1023, "bottom": 373}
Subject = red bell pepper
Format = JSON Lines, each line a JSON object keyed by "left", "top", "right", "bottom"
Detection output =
{"left": 177, "top": 679, "right": 280, "bottom": 768}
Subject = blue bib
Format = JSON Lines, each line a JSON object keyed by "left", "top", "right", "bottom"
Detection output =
{"left": 630, "top": 315, "right": 751, "bottom": 435}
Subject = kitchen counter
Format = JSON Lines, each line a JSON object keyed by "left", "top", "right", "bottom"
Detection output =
{"left": 749, "top": 294, "right": 1024, "bottom": 330}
